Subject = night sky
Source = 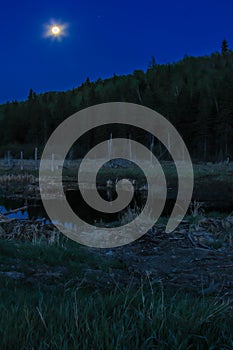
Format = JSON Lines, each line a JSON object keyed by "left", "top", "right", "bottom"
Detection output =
{"left": 0, "top": 0, "right": 232, "bottom": 104}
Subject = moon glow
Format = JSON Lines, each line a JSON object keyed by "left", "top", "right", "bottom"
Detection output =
{"left": 44, "top": 21, "right": 68, "bottom": 40}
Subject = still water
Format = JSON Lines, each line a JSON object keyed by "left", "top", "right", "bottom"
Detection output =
{"left": 0, "top": 189, "right": 146, "bottom": 225}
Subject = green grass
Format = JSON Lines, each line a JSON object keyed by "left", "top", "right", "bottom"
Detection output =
{"left": 0, "top": 239, "right": 233, "bottom": 349}
{"left": 0, "top": 278, "right": 232, "bottom": 349}
{"left": 0, "top": 237, "right": 125, "bottom": 277}
{"left": 0, "top": 160, "right": 232, "bottom": 184}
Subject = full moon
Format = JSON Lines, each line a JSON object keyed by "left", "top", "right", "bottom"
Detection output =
{"left": 51, "top": 26, "right": 61, "bottom": 35}
{"left": 44, "top": 21, "right": 68, "bottom": 40}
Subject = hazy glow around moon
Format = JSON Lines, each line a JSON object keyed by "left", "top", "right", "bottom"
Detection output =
{"left": 44, "top": 20, "right": 68, "bottom": 40}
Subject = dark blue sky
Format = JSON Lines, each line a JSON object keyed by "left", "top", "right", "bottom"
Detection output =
{"left": 0, "top": 0, "right": 232, "bottom": 104}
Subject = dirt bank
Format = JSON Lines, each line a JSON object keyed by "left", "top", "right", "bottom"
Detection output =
{"left": 0, "top": 214, "right": 232, "bottom": 298}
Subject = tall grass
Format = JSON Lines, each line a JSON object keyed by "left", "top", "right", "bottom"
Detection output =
{"left": 0, "top": 238, "right": 232, "bottom": 349}
{"left": 0, "top": 278, "right": 232, "bottom": 350}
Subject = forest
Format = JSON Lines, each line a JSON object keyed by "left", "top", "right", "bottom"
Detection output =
{"left": 0, "top": 42, "right": 232, "bottom": 162}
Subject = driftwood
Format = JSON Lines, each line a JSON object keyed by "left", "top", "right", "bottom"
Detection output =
{"left": 3, "top": 206, "right": 28, "bottom": 216}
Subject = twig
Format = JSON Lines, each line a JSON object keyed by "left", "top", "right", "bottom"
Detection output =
{"left": 187, "top": 233, "right": 197, "bottom": 247}
{"left": 187, "top": 233, "right": 213, "bottom": 250}
{"left": 3, "top": 206, "right": 28, "bottom": 216}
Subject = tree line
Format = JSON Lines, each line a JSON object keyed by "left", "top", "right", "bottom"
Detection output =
{"left": 0, "top": 41, "right": 232, "bottom": 162}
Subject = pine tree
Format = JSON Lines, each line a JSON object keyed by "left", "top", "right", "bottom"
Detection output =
{"left": 148, "top": 55, "right": 156, "bottom": 69}
{"left": 221, "top": 39, "right": 229, "bottom": 55}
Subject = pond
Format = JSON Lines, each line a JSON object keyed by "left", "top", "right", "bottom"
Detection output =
{"left": 0, "top": 189, "right": 147, "bottom": 225}
{"left": 0, "top": 188, "right": 167, "bottom": 224}
{"left": 1, "top": 188, "right": 232, "bottom": 226}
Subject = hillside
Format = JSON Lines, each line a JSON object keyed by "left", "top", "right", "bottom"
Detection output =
{"left": 0, "top": 50, "right": 233, "bottom": 161}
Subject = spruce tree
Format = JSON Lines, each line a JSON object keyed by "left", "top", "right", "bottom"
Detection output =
{"left": 221, "top": 39, "right": 229, "bottom": 55}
